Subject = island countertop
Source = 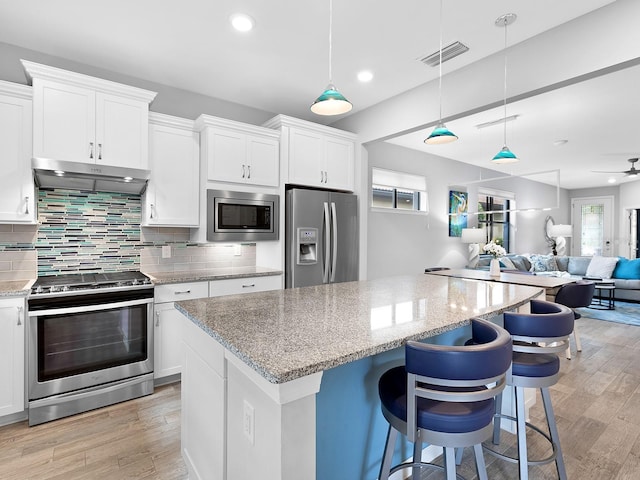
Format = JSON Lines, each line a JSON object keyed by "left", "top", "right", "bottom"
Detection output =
{"left": 175, "top": 274, "right": 542, "bottom": 384}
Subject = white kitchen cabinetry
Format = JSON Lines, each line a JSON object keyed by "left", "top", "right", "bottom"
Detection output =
{"left": 209, "top": 274, "right": 282, "bottom": 297}
{"left": 0, "top": 81, "right": 36, "bottom": 224}
{"left": 153, "top": 282, "right": 208, "bottom": 379}
{"left": 22, "top": 60, "right": 156, "bottom": 169}
{"left": 144, "top": 114, "right": 200, "bottom": 227}
{"left": 263, "top": 114, "right": 356, "bottom": 191}
{"left": 0, "top": 297, "right": 25, "bottom": 418}
{"left": 196, "top": 114, "right": 279, "bottom": 187}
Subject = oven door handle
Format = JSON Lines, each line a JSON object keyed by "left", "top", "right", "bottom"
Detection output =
{"left": 28, "top": 298, "right": 153, "bottom": 317}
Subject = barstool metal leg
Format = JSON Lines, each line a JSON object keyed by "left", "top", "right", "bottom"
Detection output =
{"left": 515, "top": 386, "right": 529, "bottom": 480}
{"left": 573, "top": 325, "right": 582, "bottom": 352}
{"left": 412, "top": 438, "right": 422, "bottom": 479}
{"left": 473, "top": 443, "right": 488, "bottom": 480}
{"left": 444, "top": 447, "right": 457, "bottom": 480}
{"left": 455, "top": 447, "right": 463, "bottom": 465}
{"left": 378, "top": 425, "right": 397, "bottom": 480}
{"left": 493, "top": 391, "right": 503, "bottom": 445}
{"left": 541, "top": 387, "right": 568, "bottom": 480}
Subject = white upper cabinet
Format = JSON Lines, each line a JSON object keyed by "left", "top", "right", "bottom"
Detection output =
{"left": 196, "top": 114, "right": 279, "bottom": 187}
{"left": 0, "top": 81, "right": 36, "bottom": 224}
{"left": 22, "top": 60, "right": 156, "bottom": 169}
{"left": 143, "top": 113, "right": 200, "bottom": 227}
{"left": 264, "top": 115, "right": 356, "bottom": 192}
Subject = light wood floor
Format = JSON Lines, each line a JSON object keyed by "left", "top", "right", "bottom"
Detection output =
{"left": 1, "top": 316, "right": 639, "bottom": 479}
{"left": 0, "top": 383, "right": 187, "bottom": 480}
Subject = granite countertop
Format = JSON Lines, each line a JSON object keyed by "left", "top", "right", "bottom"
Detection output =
{"left": 175, "top": 274, "right": 543, "bottom": 384}
{"left": 0, "top": 279, "right": 34, "bottom": 297}
{"left": 145, "top": 266, "right": 282, "bottom": 285}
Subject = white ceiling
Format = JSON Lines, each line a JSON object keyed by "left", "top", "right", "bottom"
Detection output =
{"left": 0, "top": 0, "right": 634, "bottom": 190}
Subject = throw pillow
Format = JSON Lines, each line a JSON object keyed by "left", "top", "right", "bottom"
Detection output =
{"left": 612, "top": 257, "right": 640, "bottom": 279}
{"left": 529, "top": 254, "right": 559, "bottom": 272}
{"left": 585, "top": 256, "right": 619, "bottom": 279}
{"left": 509, "top": 256, "right": 530, "bottom": 272}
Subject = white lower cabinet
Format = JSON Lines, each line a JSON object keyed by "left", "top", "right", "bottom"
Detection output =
{"left": 0, "top": 297, "right": 25, "bottom": 418}
{"left": 153, "top": 282, "right": 208, "bottom": 380}
{"left": 209, "top": 274, "right": 282, "bottom": 297}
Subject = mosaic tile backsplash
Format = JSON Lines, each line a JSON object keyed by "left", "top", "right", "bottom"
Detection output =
{"left": 37, "top": 189, "right": 142, "bottom": 275}
{"left": 0, "top": 188, "right": 258, "bottom": 278}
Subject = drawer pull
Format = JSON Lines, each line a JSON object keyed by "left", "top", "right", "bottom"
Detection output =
{"left": 174, "top": 290, "right": 192, "bottom": 295}
{"left": 242, "top": 283, "right": 256, "bottom": 288}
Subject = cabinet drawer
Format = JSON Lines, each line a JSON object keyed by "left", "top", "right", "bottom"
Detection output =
{"left": 154, "top": 281, "right": 209, "bottom": 303}
{"left": 209, "top": 275, "right": 282, "bottom": 297}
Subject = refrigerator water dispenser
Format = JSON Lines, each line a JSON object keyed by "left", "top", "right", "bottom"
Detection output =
{"left": 297, "top": 228, "right": 318, "bottom": 265}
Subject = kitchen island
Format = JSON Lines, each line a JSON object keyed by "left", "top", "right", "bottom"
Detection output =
{"left": 175, "top": 274, "right": 543, "bottom": 480}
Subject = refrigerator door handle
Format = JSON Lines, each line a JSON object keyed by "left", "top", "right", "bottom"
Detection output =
{"left": 330, "top": 202, "right": 338, "bottom": 283}
{"left": 323, "top": 201, "right": 331, "bottom": 283}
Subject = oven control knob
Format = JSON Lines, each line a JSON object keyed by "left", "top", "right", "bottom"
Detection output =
{"left": 35, "top": 285, "right": 43, "bottom": 294}
{"left": 132, "top": 279, "right": 140, "bottom": 285}
{"left": 61, "top": 285, "right": 70, "bottom": 292}
{"left": 50, "top": 285, "right": 59, "bottom": 293}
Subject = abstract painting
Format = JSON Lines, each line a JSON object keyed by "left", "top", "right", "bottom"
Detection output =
{"left": 448, "top": 190, "right": 468, "bottom": 237}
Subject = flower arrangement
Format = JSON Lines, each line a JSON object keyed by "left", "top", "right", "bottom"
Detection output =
{"left": 483, "top": 240, "right": 507, "bottom": 258}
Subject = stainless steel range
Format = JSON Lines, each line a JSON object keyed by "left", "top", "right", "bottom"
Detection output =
{"left": 27, "top": 271, "right": 154, "bottom": 426}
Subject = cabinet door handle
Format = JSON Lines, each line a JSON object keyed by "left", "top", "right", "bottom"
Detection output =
{"left": 242, "top": 283, "right": 255, "bottom": 288}
{"left": 24, "top": 196, "right": 29, "bottom": 215}
{"left": 155, "top": 311, "right": 160, "bottom": 327}
{"left": 320, "top": 170, "right": 324, "bottom": 183}
{"left": 323, "top": 171, "right": 328, "bottom": 183}
{"left": 174, "top": 290, "right": 191, "bottom": 295}
{"left": 149, "top": 203, "right": 155, "bottom": 219}
{"left": 242, "top": 164, "right": 246, "bottom": 178}
{"left": 247, "top": 165, "right": 251, "bottom": 179}
{"left": 89, "top": 142, "right": 94, "bottom": 159}
{"left": 98, "top": 143, "right": 102, "bottom": 160}
{"left": 17, "top": 306, "right": 23, "bottom": 326}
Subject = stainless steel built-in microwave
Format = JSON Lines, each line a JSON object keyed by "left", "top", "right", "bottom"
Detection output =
{"left": 207, "top": 189, "right": 279, "bottom": 242}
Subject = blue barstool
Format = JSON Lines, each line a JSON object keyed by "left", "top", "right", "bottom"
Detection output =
{"left": 486, "top": 299, "right": 574, "bottom": 479}
{"left": 378, "top": 318, "right": 512, "bottom": 480}
{"left": 553, "top": 280, "right": 595, "bottom": 359}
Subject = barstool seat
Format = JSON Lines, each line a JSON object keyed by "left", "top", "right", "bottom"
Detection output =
{"left": 377, "top": 318, "right": 512, "bottom": 480}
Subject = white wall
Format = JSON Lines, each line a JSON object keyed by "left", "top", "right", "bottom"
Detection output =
{"left": 366, "top": 142, "right": 570, "bottom": 280}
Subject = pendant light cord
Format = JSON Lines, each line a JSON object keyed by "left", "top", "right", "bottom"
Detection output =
{"left": 438, "top": 0, "right": 443, "bottom": 123}
{"left": 328, "top": 0, "right": 333, "bottom": 84}
{"left": 502, "top": 16, "right": 508, "bottom": 147}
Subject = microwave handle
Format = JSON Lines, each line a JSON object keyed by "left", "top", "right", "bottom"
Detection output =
{"left": 323, "top": 202, "right": 330, "bottom": 284}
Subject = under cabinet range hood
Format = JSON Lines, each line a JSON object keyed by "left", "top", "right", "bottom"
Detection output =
{"left": 32, "top": 158, "right": 151, "bottom": 194}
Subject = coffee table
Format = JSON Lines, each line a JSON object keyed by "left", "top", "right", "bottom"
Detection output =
{"left": 587, "top": 278, "right": 616, "bottom": 310}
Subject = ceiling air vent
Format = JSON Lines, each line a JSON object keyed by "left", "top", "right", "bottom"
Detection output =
{"left": 419, "top": 41, "right": 469, "bottom": 67}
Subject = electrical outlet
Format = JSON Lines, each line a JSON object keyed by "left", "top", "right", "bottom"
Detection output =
{"left": 243, "top": 400, "right": 255, "bottom": 445}
{"left": 162, "top": 245, "right": 171, "bottom": 258}
{"left": 234, "top": 244, "right": 242, "bottom": 256}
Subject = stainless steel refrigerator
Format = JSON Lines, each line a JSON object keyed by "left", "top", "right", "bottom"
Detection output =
{"left": 285, "top": 188, "right": 359, "bottom": 288}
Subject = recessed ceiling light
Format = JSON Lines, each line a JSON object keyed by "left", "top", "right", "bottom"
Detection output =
{"left": 230, "top": 13, "right": 254, "bottom": 32}
{"left": 357, "top": 70, "right": 373, "bottom": 82}
{"left": 608, "top": 177, "right": 617, "bottom": 184}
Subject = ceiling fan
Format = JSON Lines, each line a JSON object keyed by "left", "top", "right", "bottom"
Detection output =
{"left": 592, "top": 158, "right": 639, "bottom": 178}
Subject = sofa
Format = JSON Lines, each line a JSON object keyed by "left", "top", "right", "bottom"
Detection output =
{"left": 477, "top": 254, "right": 640, "bottom": 302}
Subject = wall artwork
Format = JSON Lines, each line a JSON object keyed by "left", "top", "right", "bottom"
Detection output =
{"left": 448, "top": 190, "right": 468, "bottom": 237}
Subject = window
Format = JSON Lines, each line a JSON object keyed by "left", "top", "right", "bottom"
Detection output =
{"left": 371, "top": 168, "right": 428, "bottom": 213}
{"left": 478, "top": 192, "right": 512, "bottom": 251}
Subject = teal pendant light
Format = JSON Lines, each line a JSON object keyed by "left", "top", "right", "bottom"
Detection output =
{"left": 311, "top": 0, "right": 352, "bottom": 116}
{"left": 425, "top": 0, "right": 457, "bottom": 145}
{"left": 492, "top": 13, "right": 518, "bottom": 164}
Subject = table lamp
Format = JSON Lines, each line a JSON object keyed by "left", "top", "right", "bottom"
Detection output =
{"left": 549, "top": 224, "right": 573, "bottom": 256}
{"left": 461, "top": 228, "right": 486, "bottom": 268}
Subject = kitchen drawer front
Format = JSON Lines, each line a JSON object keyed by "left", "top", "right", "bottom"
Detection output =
{"left": 154, "top": 281, "right": 209, "bottom": 303}
{"left": 209, "top": 275, "right": 282, "bottom": 297}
